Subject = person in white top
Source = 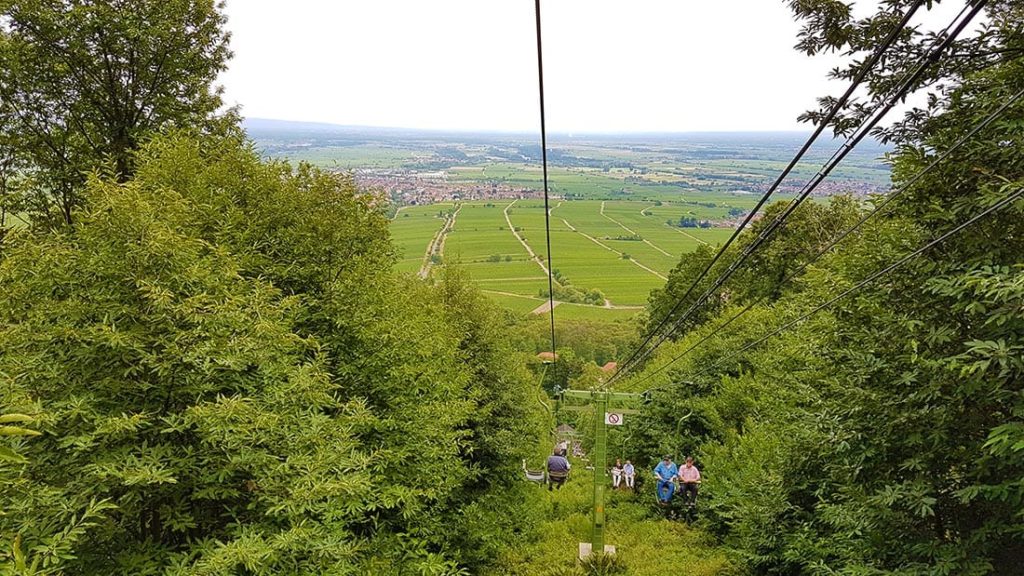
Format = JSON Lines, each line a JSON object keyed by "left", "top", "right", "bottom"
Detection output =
{"left": 611, "top": 458, "right": 624, "bottom": 488}
{"left": 623, "top": 460, "right": 635, "bottom": 488}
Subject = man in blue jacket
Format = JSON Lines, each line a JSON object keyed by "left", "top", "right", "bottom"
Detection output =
{"left": 653, "top": 455, "right": 678, "bottom": 505}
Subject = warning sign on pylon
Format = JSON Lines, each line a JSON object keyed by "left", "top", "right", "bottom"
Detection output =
{"left": 605, "top": 412, "right": 624, "bottom": 426}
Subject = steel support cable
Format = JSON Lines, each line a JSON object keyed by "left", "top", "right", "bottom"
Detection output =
{"left": 608, "top": 0, "right": 986, "bottom": 386}
{"left": 686, "top": 184, "right": 1024, "bottom": 383}
{"left": 624, "top": 0, "right": 982, "bottom": 376}
{"left": 606, "top": 0, "right": 927, "bottom": 384}
{"left": 614, "top": 0, "right": 986, "bottom": 384}
{"left": 759, "top": 0, "right": 973, "bottom": 221}
{"left": 535, "top": 0, "right": 557, "bottom": 357}
{"left": 628, "top": 85, "right": 1024, "bottom": 390}
{"left": 602, "top": 4, "right": 933, "bottom": 385}
{"left": 764, "top": 0, "right": 973, "bottom": 222}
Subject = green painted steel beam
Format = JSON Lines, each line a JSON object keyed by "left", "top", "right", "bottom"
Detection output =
{"left": 592, "top": 393, "right": 607, "bottom": 551}
{"left": 558, "top": 389, "right": 642, "bottom": 554}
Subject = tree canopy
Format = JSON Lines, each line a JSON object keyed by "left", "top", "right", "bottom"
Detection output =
{"left": 0, "top": 0, "right": 234, "bottom": 226}
{"left": 0, "top": 133, "right": 543, "bottom": 574}
{"left": 623, "top": 3, "right": 1024, "bottom": 572}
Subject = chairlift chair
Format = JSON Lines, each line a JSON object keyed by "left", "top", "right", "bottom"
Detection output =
{"left": 523, "top": 459, "right": 546, "bottom": 483}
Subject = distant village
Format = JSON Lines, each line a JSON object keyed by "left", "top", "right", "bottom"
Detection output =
{"left": 765, "top": 178, "right": 887, "bottom": 197}
{"left": 352, "top": 167, "right": 888, "bottom": 209}
{"left": 353, "top": 169, "right": 544, "bottom": 204}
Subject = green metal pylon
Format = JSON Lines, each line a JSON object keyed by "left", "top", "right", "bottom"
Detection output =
{"left": 592, "top": 393, "right": 607, "bottom": 551}
{"left": 560, "top": 389, "right": 642, "bottom": 555}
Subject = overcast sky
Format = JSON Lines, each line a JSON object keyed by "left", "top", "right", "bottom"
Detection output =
{"left": 219, "top": 1, "right": 966, "bottom": 133}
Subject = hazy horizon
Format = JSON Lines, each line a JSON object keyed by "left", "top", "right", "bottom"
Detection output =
{"left": 242, "top": 116, "right": 891, "bottom": 141}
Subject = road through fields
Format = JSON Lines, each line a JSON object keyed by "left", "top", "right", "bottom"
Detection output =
{"left": 419, "top": 204, "right": 461, "bottom": 279}
{"left": 504, "top": 199, "right": 551, "bottom": 276}
{"left": 600, "top": 201, "right": 674, "bottom": 257}
{"left": 394, "top": 199, "right": 737, "bottom": 318}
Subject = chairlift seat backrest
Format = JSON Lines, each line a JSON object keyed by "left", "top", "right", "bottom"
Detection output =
{"left": 522, "top": 459, "right": 546, "bottom": 483}
{"left": 524, "top": 469, "right": 546, "bottom": 482}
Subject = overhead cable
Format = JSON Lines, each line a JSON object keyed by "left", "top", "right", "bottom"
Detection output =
{"left": 687, "top": 184, "right": 1024, "bottom": 382}
{"left": 607, "top": 0, "right": 928, "bottom": 383}
{"left": 629, "top": 84, "right": 1024, "bottom": 389}
{"left": 609, "top": 0, "right": 987, "bottom": 385}
{"left": 534, "top": 0, "right": 557, "bottom": 357}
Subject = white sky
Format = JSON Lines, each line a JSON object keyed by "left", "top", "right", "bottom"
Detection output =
{"left": 219, "top": 0, "right": 968, "bottom": 133}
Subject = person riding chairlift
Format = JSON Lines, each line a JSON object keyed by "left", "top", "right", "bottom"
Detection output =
{"left": 546, "top": 448, "right": 570, "bottom": 491}
{"left": 653, "top": 455, "right": 678, "bottom": 505}
{"left": 679, "top": 456, "right": 702, "bottom": 507}
{"left": 623, "top": 460, "right": 635, "bottom": 489}
{"left": 611, "top": 458, "right": 624, "bottom": 489}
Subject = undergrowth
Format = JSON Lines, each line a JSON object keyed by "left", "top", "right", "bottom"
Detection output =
{"left": 495, "top": 461, "right": 730, "bottom": 575}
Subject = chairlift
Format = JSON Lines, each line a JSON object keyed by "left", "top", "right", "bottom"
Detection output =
{"left": 523, "top": 459, "right": 546, "bottom": 483}
{"left": 522, "top": 364, "right": 563, "bottom": 483}
{"left": 649, "top": 410, "right": 695, "bottom": 507}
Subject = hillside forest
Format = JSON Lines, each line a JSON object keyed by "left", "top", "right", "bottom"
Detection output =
{"left": 1, "top": 1, "right": 1023, "bottom": 575}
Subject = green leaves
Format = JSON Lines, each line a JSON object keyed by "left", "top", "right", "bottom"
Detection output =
{"left": 0, "top": 133, "right": 546, "bottom": 574}
{"left": 983, "top": 423, "right": 1024, "bottom": 457}
{"left": 0, "top": 445, "right": 27, "bottom": 463}
{"left": 0, "top": 413, "right": 41, "bottom": 463}
{"left": 0, "top": 425, "right": 41, "bottom": 437}
{"left": 622, "top": 26, "right": 1024, "bottom": 571}
{"left": 0, "top": 0, "right": 235, "bottom": 226}
{"left": 0, "top": 413, "right": 41, "bottom": 438}
{"left": 0, "top": 413, "right": 35, "bottom": 425}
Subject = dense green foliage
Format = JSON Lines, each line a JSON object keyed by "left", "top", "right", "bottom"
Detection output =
{"left": 0, "top": 134, "right": 543, "bottom": 574}
{"left": 0, "top": 4, "right": 552, "bottom": 573}
{"left": 645, "top": 197, "right": 863, "bottom": 338}
{"left": 2, "top": 1, "right": 1022, "bottom": 574}
{"left": 624, "top": 15, "right": 1024, "bottom": 574}
{"left": 0, "top": 0, "right": 234, "bottom": 226}
{"left": 539, "top": 284, "right": 606, "bottom": 307}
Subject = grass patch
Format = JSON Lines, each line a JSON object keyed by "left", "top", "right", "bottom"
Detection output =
{"left": 555, "top": 304, "right": 641, "bottom": 323}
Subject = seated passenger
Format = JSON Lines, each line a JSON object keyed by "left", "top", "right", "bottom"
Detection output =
{"left": 678, "top": 456, "right": 701, "bottom": 507}
{"left": 653, "top": 455, "right": 678, "bottom": 504}
{"left": 546, "top": 449, "right": 571, "bottom": 491}
{"left": 623, "top": 460, "right": 635, "bottom": 488}
{"left": 611, "top": 458, "right": 624, "bottom": 489}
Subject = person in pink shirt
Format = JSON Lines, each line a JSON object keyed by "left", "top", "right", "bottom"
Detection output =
{"left": 678, "top": 456, "right": 701, "bottom": 507}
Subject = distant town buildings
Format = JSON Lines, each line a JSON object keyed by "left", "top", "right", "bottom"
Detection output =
{"left": 352, "top": 168, "right": 544, "bottom": 204}
{"left": 755, "top": 179, "right": 886, "bottom": 197}
{"left": 346, "top": 166, "right": 887, "bottom": 212}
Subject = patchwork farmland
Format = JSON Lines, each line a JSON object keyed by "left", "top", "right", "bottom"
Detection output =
{"left": 390, "top": 199, "right": 738, "bottom": 321}
{"left": 252, "top": 126, "right": 890, "bottom": 323}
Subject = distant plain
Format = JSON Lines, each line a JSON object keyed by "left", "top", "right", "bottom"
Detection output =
{"left": 248, "top": 119, "right": 892, "bottom": 322}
